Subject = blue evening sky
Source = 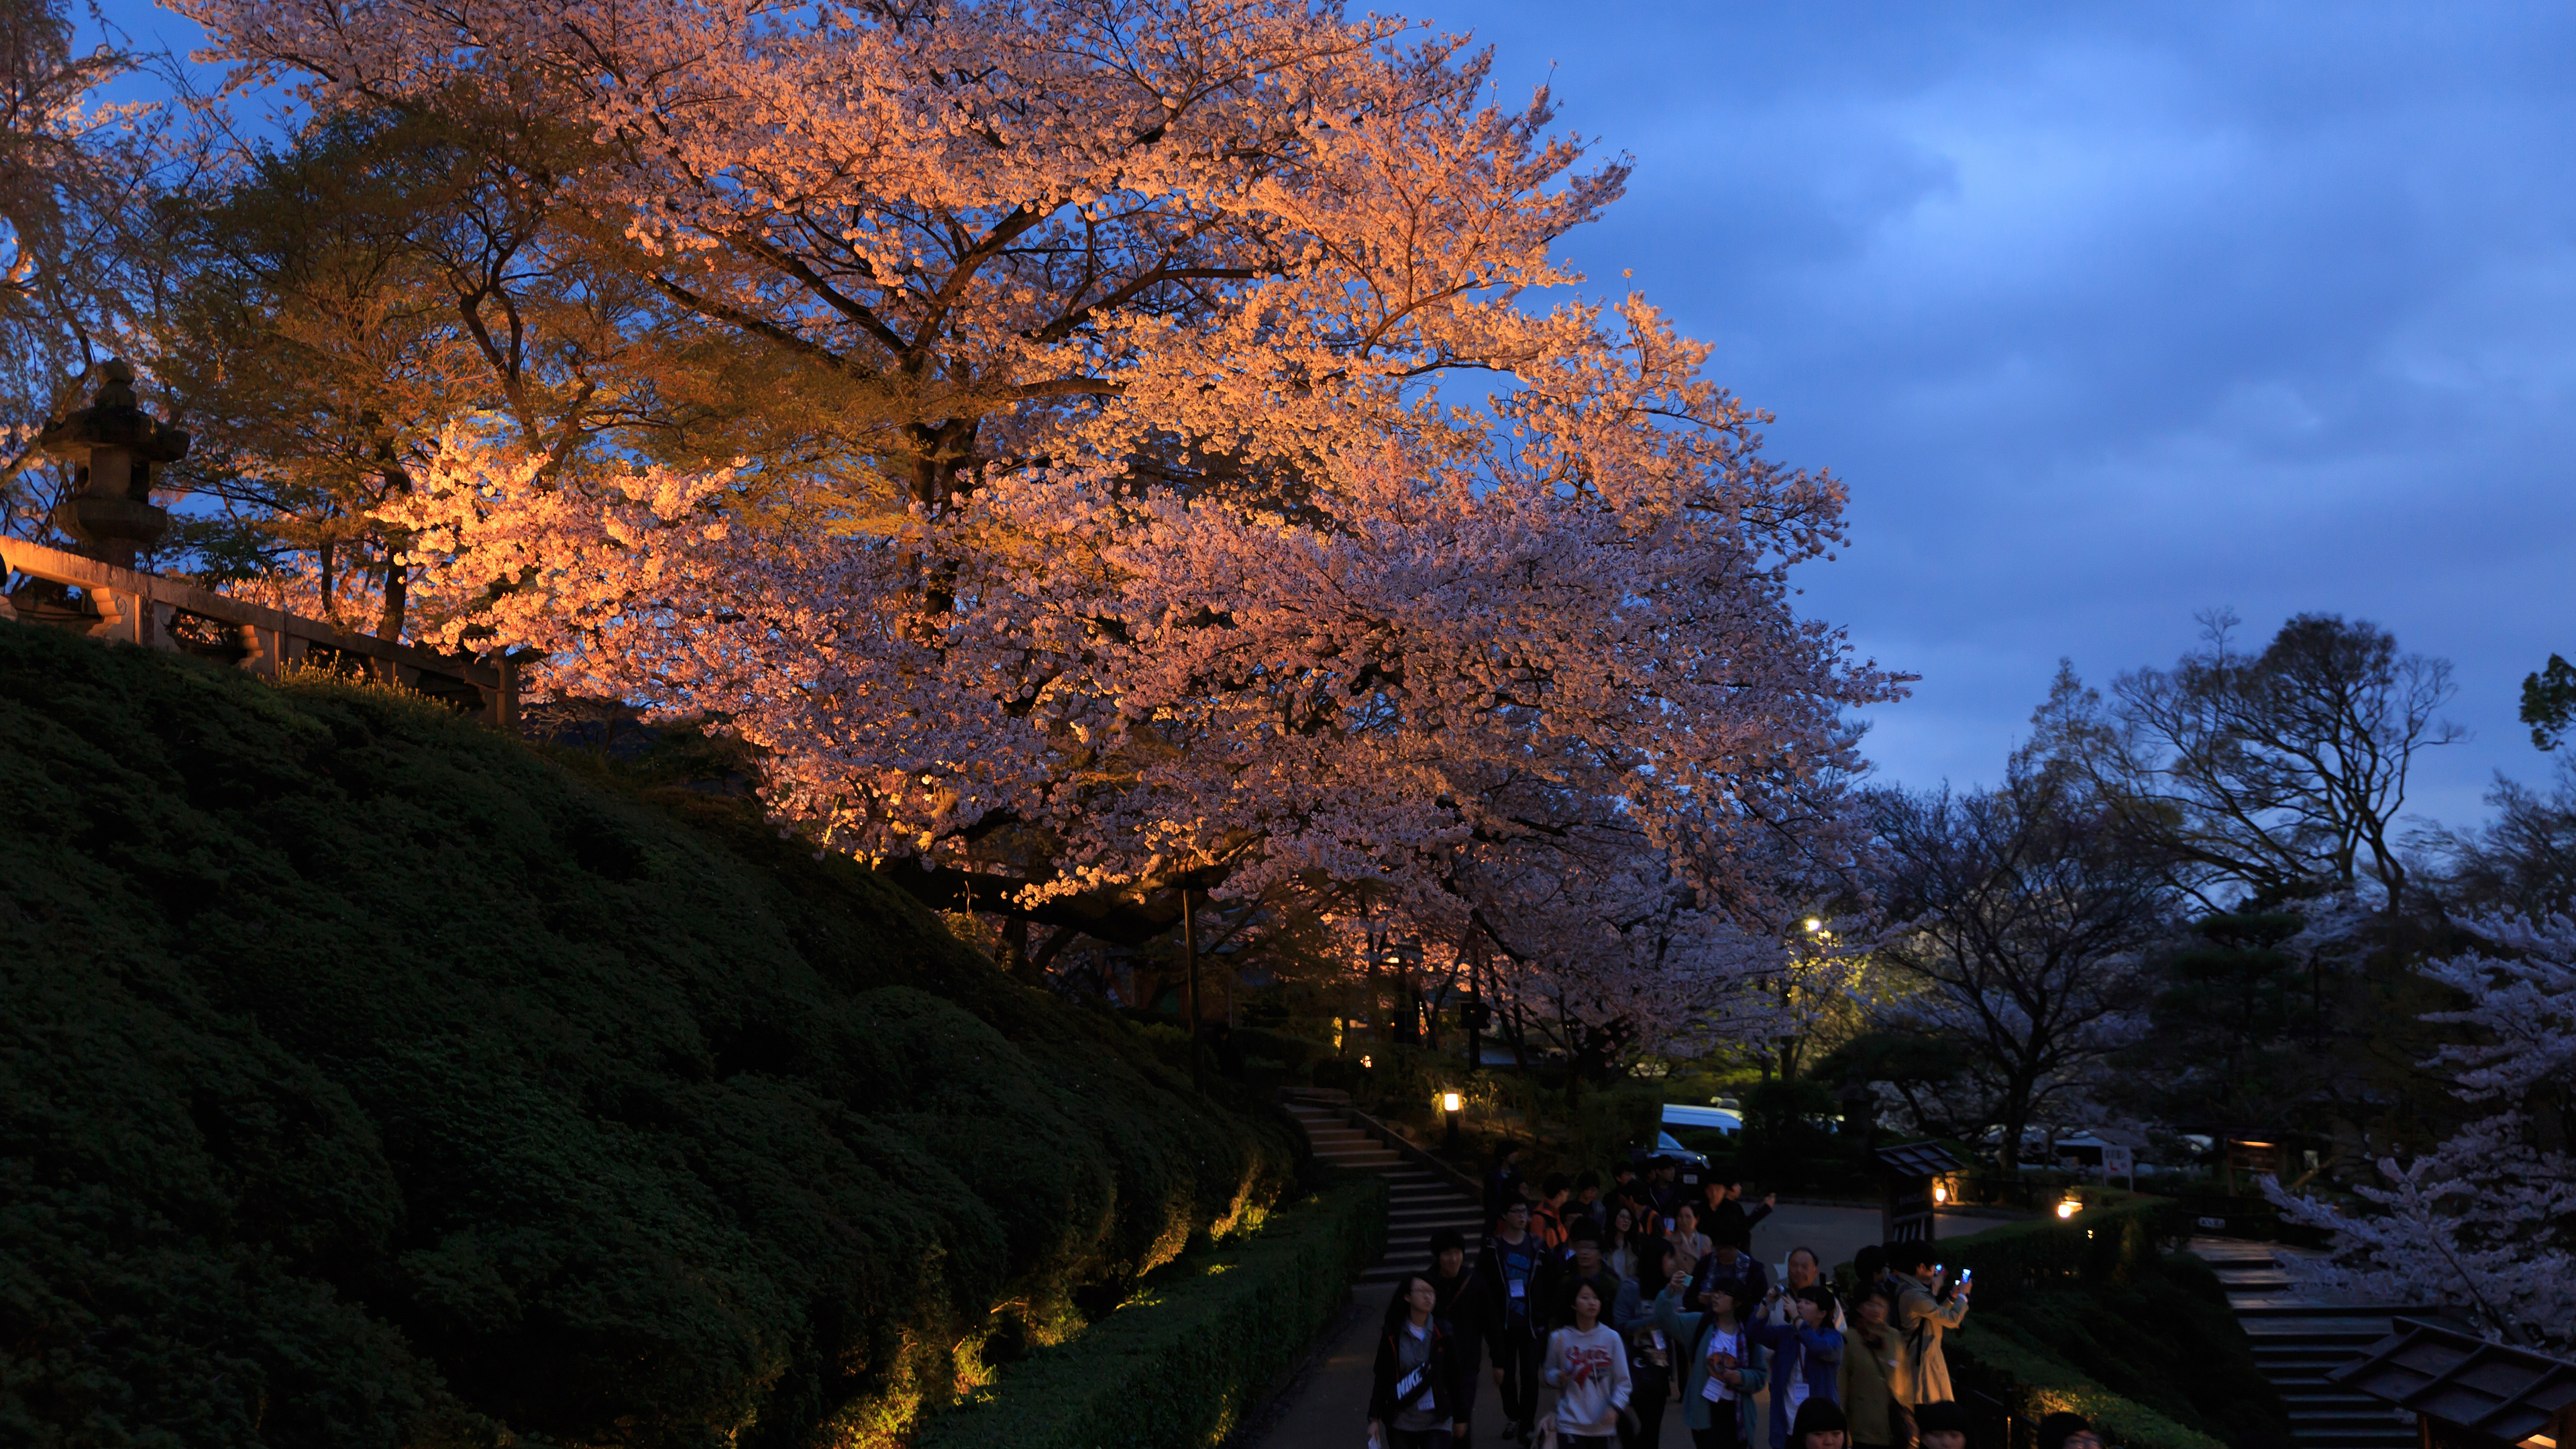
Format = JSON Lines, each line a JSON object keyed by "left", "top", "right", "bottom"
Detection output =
{"left": 99, "top": 1, "right": 2576, "bottom": 826}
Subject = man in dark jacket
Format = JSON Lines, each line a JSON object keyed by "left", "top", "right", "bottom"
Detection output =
{"left": 1705, "top": 1178, "right": 1778, "bottom": 1245}
{"left": 1553, "top": 1216, "right": 1623, "bottom": 1328}
{"left": 1427, "top": 1227, "right": 1489, "bottom": 1436}
{"left": 1485, "top": 1142, "right": 1525, "bottom": 1222}
{"left": 1478, "top": 1196, "right": 1554, "bottom": 1444}
{"left": 1690, "top": 1226, "right": 1772, "bottom": 1318}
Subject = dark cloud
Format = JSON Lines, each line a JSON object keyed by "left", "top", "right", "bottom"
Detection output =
{"left": 1460, "top": 0, "right": 2576, "bottom": 821}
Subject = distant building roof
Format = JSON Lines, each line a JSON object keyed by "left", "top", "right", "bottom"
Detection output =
{"left": 2334, "top": 1317, "right": 2576, "bottom": 1449}
{"left": 1874, "top": 1141, "right": 1966, "bottom": 1178}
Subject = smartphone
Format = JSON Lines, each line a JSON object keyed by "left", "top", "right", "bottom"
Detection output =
{"left": 1961, "top": 1268, "right": 1973, "bottom": 1285}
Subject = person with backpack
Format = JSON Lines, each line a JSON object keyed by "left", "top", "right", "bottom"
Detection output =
{"left": 1480, "top": 1196, "right": 1555, "bottom": 1444}
{"left": 1370, "top": 1273, "right": 1470, "bottom": 1449}
{"left": 1652, "top": 1265, "right": 1770, "bottom": 1449}
{"left": 1887, "top": 1244, "right": 1971, "bottom": 1411}
{"left": 1542, "top": 1280, "right": 1633, "bottom": 1449}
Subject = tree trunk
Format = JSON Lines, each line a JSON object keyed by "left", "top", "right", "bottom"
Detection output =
{"left": 1183, "top": 890, "right": 1201, "bottom": 1093}
{"left": 376, "top": 551, "right": 407, "bottom": 641}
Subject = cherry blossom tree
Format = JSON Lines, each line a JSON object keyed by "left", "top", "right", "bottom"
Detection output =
{"left": 2265, "top": 917, "right": 2576, "bottom": 1349}
{"left": 179, "top": 0, "right": 1898, "bottom": 985}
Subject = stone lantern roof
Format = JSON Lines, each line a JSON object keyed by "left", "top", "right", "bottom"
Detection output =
{"left": 42, "top": 359, "right": 191, "bottom": 570}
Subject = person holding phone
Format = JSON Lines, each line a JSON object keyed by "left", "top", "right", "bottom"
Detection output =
{"left": 1886, "top": 1244, "right": 1971, "bottom": 1409}
{"left": 1652, "top": 1266, "right": 1770, "bottom": 1449}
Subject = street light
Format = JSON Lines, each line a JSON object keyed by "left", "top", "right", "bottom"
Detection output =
{"left": 1805, "top": 918, "right": 1821, "bottom": 932}
{"left": 1440, "top": 1089, "right": 1464, "bottom": 1151}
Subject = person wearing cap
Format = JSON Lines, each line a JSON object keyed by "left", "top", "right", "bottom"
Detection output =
{"left": 1790, "top": 1398, "right": 1851, "bottom": 1449}
{"left": 1885, "top": 1243, "right": 1970, "bottom": 1409}
{"left": 1913, "top": 1399, "right": 1971, "bottom": 1449}
{"left": 2035, "top": 1412, "right": 2101, "bottom": 1449}
{"left": 1426, "top": 1226, "right": 1490, "bottom": 1438}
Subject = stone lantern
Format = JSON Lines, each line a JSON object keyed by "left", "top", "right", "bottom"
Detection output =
{"left": 42, "top": 359, "right": 191, "bottom": 571}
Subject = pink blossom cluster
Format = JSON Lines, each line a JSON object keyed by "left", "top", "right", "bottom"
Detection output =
{"left": 184, "top": 0, "right": 1900, "bottom": 1026}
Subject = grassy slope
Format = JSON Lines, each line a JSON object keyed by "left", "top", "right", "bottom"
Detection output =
{"left": 0, "top": 622, "right": 1297, "bottom": 1449}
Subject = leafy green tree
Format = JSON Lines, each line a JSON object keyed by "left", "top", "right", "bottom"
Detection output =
{"left": 2523, "top": 653, "right": 2575, "bottom": 751}
{"left": 2124, "top": 910, "right": 2326, "bottom": 1144}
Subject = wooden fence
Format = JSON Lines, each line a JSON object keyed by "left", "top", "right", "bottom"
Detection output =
{"left": 0, "top": 536, "right": 517, "bottom": 729}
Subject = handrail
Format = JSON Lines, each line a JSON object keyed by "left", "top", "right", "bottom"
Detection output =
{"left": 1, "top": 535, "right": 517, "bottom": 729}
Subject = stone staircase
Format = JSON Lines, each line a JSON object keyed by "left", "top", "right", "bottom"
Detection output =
{"left": 2192, "top": 1238, "right": 2420, "bottom": 1449}
{"left": 1284, "top": 1095, "right": 1488, "bottom": 1291}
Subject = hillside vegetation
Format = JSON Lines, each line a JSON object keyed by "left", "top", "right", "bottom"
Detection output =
{"left": 0, "top": 621, "right": 1299, "bottom": 1448}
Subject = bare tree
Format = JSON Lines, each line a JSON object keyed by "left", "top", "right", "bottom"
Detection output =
{"left": 1868, "top": 767, "right": 2174, "bottom": 1171}
{"left": 2028, "top": 610, "right": 2464, "bottom": 910}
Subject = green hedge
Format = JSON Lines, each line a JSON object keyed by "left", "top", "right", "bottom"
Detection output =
{"left": 1938, "top": 1197, "right": 2175, "bottom": 1301}
{"left": 1929, "top": 1200, "right": 2288, "bottom": 1449}
{"left": 0, "top": 622, "right": 1297, "bottom": 1448}
{"left": 1946, "top": 1326, "right": 2228, "bottom": 1449}
{"left": 916, "top": 1173, "right": 1390, "bottom": 1449}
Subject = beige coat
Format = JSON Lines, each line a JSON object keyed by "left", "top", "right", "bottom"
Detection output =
{"left": 1890, "top": 1279, "right": 1969, "bottom": 1405}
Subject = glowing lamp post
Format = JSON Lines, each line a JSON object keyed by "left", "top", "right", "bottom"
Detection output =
{"left": 1440, "top": 1089, "right": 1464, "bottom": 1151}
{"left": 2055, "top": 1197, "right": 2080, "bottom": 1220}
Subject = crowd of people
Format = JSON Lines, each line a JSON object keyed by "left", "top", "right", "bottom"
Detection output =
{"left": 1366, "top": 1144, "right": 2102, "bottom": 1449}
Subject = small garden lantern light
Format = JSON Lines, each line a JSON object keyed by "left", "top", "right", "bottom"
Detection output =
{"left": 2055, "top": 1197, "right": 2079, "bottom": 1220}
{"left": 1440, "top": 1089, "right": 1464, "bottom": 1150}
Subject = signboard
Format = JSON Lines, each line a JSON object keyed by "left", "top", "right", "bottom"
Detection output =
{"left": 2101, "top": 1145, "right": 2134, "bottom": 1182}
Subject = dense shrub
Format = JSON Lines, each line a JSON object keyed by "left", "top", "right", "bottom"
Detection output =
{"left": 1932, "top": 1201, "right": 2288, "bottom": 1449}
{"left": 0, "top": 623, "right": 1297, "bottom": 1448}
{"left": 913, "top": 1173, "right": 1389, "bottom": 1449}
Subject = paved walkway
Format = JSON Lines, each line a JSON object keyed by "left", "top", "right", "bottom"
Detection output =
{"left": 1247, "top": 1116, "right": 1990, "bottom": 1449}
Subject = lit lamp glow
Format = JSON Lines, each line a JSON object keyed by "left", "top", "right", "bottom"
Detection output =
{"left": 1440, "top": 1088, "right": 1464, "bottom": 1151}
{"left": 2055, "top": 1199, "right": 2079, "bottom": 1220}
{"left": 1932, "top": 1183, "right": 1948, "bottom": 1205}
{"left": 1805, "top": 918, "right": 1821, "bottom": 932}
{"left": 1441, "top": 1091, "right": 1464, "bottom": 1114}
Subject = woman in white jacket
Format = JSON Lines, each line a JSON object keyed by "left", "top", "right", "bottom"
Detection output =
{"left": 1544, "top": 1281, "right": 1634, "bottom": 1449}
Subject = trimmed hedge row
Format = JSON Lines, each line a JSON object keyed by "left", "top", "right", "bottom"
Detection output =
{"left": 1938, "top": 1197, "right": 2174, "bottom": 1303}
{"left": 1946, "top": 1327, "right": 2228, "bottom": 1449}
{"left": 915, "top": 1173, "right": 1390, "bottom": 1449}
{"left": 1931, "top": 1199, "right": 2287, "bottom": 1449}
{"left": 0, "top": 623, "right": 1297, "bottom": 1448}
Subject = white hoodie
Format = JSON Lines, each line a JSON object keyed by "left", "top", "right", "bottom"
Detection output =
{"left": 1542, "top": 1323, "right": 1633, "bottom": 1437}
